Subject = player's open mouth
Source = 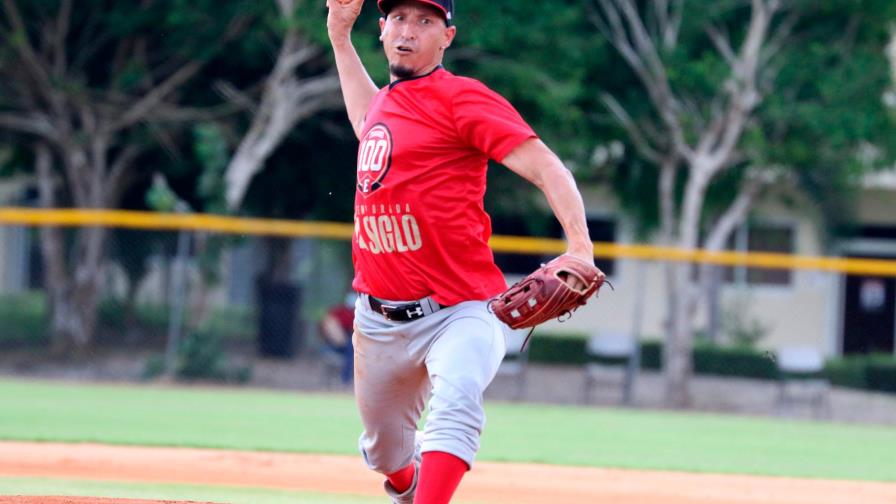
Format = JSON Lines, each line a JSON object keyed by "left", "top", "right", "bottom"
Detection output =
{"left": 396, "top": 46, "right": 414, "bottom": 54}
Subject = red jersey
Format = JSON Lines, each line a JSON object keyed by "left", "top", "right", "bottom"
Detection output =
{"left": 351, "top": 67, "right": 537, "bottom": 306}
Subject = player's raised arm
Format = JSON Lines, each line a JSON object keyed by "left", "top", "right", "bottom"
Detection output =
{"left": 327, "top": 0, "right": 379, "bottom": 139}
{"left": 501, "top": 138, "right": 595, "bottom": 265}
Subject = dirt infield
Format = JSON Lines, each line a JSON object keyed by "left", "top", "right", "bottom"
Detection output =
{"left": 1, "top": 441, "right": 896, "bottom": 504}
{"left": 0, "top": 499, "right": 214, "bottom": 504}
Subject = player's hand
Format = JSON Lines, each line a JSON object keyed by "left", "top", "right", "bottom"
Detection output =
{"left": 563, "top": 247, "right": 596, "bottom": 291}
{"left": 327, "top": 0, "right": 365, "bottom": 41}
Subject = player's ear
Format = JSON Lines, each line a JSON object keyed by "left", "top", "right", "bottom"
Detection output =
{"left": 441, "top": 25, "right": 456, "bottom": 50}
{"left": 379, "top": 17, "right": 386, "bottom": 40}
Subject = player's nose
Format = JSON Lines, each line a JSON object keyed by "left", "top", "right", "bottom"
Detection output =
{"left": 397, "top": 22, "right": 417, "bottom": 39}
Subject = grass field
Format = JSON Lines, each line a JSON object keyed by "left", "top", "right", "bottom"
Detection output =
{"left": 1, "top": 378, "right": 895, "bottom": 483}
{"left": 0, "top": 477, "right": 395, "bottom": 503}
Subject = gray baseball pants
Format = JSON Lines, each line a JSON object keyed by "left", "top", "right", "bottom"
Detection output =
{"left": 353, "top": 295, "right": 508, "bottom": 474}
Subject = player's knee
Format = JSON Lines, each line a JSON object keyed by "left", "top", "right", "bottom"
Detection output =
{"left": 358, "top": 430, "right": 417, "bottom": 475}
{"left": 423, "top": 375, "right": 487, "bottom": 459}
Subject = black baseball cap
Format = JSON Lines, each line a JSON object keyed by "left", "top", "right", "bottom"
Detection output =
{"left": 377, "top": 0, "right": 454, "bottom": 26}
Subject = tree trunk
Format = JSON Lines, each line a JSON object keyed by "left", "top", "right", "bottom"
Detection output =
{"left": 704, "top": 264, "right": 723, "bottom": 343}
{"left": 663, "top": 261, "right": 697, "bottom": 407}
{"left": 37, "top": 225, "right": 106, "bottom": 352}
{"left": 34, "top": 143, "right": 109, "bottom": 351}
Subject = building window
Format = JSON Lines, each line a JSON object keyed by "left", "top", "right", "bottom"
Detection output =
{"left": 490, "top": 214, "right": 558, "bottom": 275}
{"left": 587, "top": 216, "right": 616, "bottom": 276}
{"left": 725, "top": 223, "right": 794, "bottom": 286}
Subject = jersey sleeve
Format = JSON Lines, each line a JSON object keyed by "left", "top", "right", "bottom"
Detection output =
{"left": 451, "top": 80, "right": 537, "bottom": 162}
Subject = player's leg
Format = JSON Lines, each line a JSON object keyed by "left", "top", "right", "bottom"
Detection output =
{"left": 353, "top": 303, "right": 430, "bottom": 502}
{"left": 415, "top": 302, "right": 508, "bottom": 504}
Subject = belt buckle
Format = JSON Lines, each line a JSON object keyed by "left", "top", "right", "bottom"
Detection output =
{"left": 382, "top": 301, "right": 425, "bottom": 321}
{"left": 379, "top": 303, "right": 398, "bottom": 319}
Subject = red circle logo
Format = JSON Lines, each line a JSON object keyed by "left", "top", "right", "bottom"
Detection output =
{"left": 357, "top": 123, "right": 393, "bottom": 196}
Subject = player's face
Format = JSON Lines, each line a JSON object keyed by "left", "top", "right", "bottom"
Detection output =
{"left": 379, "top": 1, "right": 456, "bottom": 80}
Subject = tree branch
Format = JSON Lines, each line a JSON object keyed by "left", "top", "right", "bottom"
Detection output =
{"left": 109, "top": 60, "right": 204, "bottom": 132}
{"left": 105, "top": 144, "right": 142, "bottom": 206}
{"left": 0, "top": 111, "right": 56, "bottom": 137}
{"left": 590, "top": 0, "right": 691, "bottom": 159}
{"left": 213, "top": 80, "right": 259, "bottom": 113}
{"left": 703, "top": 168, "right": 775, "bottom": 251}
{"left": 1, "top": 0, "right": 63, "bottom": 113}
{"left": 600, "top": 92, "right": 662, "bottom": 162}
{"left": 706, "top": 24, "right": 737, "bottom": 69}
{"left": 761, "top": 9, "right": 799, "bottom": 70}
{"left": 146, "top": 102, "right": 244, "bottom": 123}
{"left": 224, "top": 71, "right": 340, "bottom": 208}
{"left": 52, "top": 0, "right": 72, "bottom": 77}
{"left": 34, "top": 142, "right": 57, "bottom": 208}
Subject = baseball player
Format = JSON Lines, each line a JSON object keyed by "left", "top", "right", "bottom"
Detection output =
{"left": 326, "top": 1, "right": 598, "bottom": 502}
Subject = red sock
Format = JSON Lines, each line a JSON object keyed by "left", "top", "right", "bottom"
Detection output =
{"left": 414, "top": 451, "right": 468, "bottom": 504}
{"left": 386, "top": 463, "right": 416, "bottom": 494}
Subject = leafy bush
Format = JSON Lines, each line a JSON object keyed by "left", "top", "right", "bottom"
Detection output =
{"left": 824, "top": 356, "right": 868, "bottom": 389}
{"left": 141, "top": 354, "right": 166, "bottom": 381}
{"left": 721, "top": 294, "right": 770, "bottom": 348}
{"left": 527, "top": 333, "right": 587, "bottom": 365}
{"left": 0, "top": 292, "right": 48, "bottom": 345}
{"left": 693, "top": 344, "right": 778, "bottom": 380}
{"left": 172, "top": 330, "right": 252, "bottom": 383}
{"left": 97, "top": 298, "right": 173, "bottom": 333}
{"left": 176, "top": 331, "right": 227, "bottom": 380}
{"left": 865, "top": 355, "right": 896, "bottom": 393}
{"left": 640, "top": 340, "right": 662, "bottom": 370}
{"left": 824, "top": 354, "right": 896, "bottom": 394}
{"left": 529, "top": 335, "right": 776, "bottom": 381}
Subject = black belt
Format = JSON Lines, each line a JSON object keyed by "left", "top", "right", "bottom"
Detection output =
{"left": 367, "top": 295, "right": 446, "bottom": 322}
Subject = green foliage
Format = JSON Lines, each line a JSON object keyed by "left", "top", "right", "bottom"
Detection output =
{"left": 97, "top": 298, "right": 253, "bottom": 340}
{"left": 97, "top": 298, "right": 169, "bottom": 333}
{"left": 145, "top": 176, "right": 180, "bottom": 213}
{"left": 527, "top": 333, "right": 588, "bottom": 365}
{"left": 175, "top": 330, "right": 253, "bottom": 383}
{"left": 530, "top": 336, "right": 777, "bottom": 381}
{"left": 693, "top": 343, "right": 778, "bottom": 380}
{"left": 176, "top": 331, "right": 227, "bottom": 380}
{"left": 0, "top": 144, "right": 14, "bottom": 176}
{"left": 141, "top": 354, "right": 166, "bottom": 381}
{"left": 598, "top": 0, "right": 896, "bottom": 238}
{"left": 722, "top": 295, "right": 771, "bottom": 348}
{"left": 640, "top": 340, "right": 663, "bottom": 370}
{"left": 530, "top": 334, "right": 896, "bottom": 394}
{"left": 826, "top": 354, "right": 896, "bottom": 393}
{"left": 194, "top": 123, "right": 230, "bottom": 215}
{"left": 0, "top": 292, "right": 48, "bottom": 345}
{"left": 824, "top": 356, "right": 869, "bottom": 389}
{"left": 866, "top": 357, "right": 896, "bottom": 393}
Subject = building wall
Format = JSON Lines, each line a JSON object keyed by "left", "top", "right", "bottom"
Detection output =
{"left": 538, "top": 185, "right": 896, "bottom": 357}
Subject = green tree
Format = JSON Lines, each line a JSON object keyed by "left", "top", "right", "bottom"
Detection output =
{"left": 0, "top": 0, "right": 252, "bottom": 350}
{"left": 590, "top": 0, "right": 896, "bottom": 406}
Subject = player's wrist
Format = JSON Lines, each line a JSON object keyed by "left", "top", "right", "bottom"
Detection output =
{"left": 565, "top": 242, "right": 595, "bottom": 264}
{"left": 328, "top": 30, "right": 353, "bottom": 46}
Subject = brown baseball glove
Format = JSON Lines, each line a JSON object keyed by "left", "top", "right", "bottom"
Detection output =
{"left": 490, "top": 254, "right": 607, "bottom": 331}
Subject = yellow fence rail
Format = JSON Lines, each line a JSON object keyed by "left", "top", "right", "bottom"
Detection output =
{"left": 2, "top": 207, "right": 895, "bottom": 277}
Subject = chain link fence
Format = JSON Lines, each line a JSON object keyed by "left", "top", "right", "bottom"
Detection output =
{"left": 1, "top": 213, "right": 895, "bottom": 403}
{"left": 0, "top": 222, "right": 353, "bottom": 380}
